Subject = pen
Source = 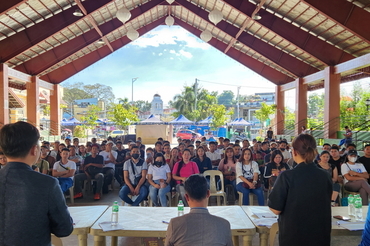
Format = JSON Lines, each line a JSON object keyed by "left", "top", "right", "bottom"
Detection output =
{"left": 162, "top": 221, "right": 169, "bottom": 224}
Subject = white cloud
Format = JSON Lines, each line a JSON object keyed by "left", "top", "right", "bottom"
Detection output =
{"left": 158, "top": 53, "right": 163, "bottom": 56}
{"left": 132, "top": 26, "right": 210, "bottom": 50}
{"left": 179, "top": 50, "right": 192, "bottom": 59}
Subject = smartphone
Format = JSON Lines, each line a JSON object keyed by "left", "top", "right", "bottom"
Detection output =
{"left": 333, "top": 215, "right": 351, "bottom": 221}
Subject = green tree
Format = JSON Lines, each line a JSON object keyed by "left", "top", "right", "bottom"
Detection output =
{"left": 308, "top": 93, "right": 324, "bottom": 118}
{"left": 209, "top": 105, "right": 234, "bottom": 129}
{"left": 73, "top": 125, "right": 87, "bottom": 138}
{"left": 80, "top": 105, "right": 100, "bottom": 131}
{"left": 255, "top": 103, "right": 276, "bottom": 127}
{"left": 134, "top": 100, "right": 151, "bottom": 112}
{"left": 217, "top": 90, "right": 234, "bottom": 105}
{"left": 109, "top": 103, "right": 139, "bottom": 130}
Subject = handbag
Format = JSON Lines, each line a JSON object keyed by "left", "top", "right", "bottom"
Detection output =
{"left": 240, "top": 163, "right": 262, "bottom": 189}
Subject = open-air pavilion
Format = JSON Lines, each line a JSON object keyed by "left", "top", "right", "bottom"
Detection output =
{"left": 1, "top": 0, "right": 370, "bottom": 139}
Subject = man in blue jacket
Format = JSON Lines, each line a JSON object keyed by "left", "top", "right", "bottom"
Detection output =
{"left": 0, "top": 121, "right": 73, "bottom": 246}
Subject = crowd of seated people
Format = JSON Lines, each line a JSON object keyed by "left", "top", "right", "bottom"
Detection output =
{"left": 26, "top": 133, "right": 370, "bottom": 207}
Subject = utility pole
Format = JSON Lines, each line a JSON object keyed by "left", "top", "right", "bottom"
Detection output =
{"left": 194, "top": 78, "right": 198, "bottom": 111}
{"left": 237, "top": 86, "right": 241, "bottom": 118}
{"left": 132, "top": 77, "right": 139, "bottom": 105}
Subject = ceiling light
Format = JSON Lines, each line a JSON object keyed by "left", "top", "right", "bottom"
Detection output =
{"left": 165, "top": 16, "right": 175, "bottom": 26}
{"left": 97, "top": 39, "right": 105, "bottom": 44}
{"left": 73, "top": 9, "right": 83, "bottom": 17}
{"left": 235, "top": 41, "right": 241, "bottom": 46}
{"left": 116, "top": 7, "right": 131, "bottom": 24}
{"left": 208, "top": 9, "right": 223, "bottom": 25}
{"left": 200, "top": 30, "right": 212, "bottom": 42}
{"left": 127, "top": 28, "right": 139, "bottom": 41}
{"left": 252, "top": 13, "right": 262, "bottom": 20}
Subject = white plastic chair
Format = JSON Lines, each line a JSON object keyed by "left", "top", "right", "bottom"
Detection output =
{"left": 237, "top": 191, "right": 254, "bottom": 206}
{"left": 269, "top": 222, "right": 279, "bottom": 246}
{"left": 203, "top": 170, "right": 227, "bottom": 206}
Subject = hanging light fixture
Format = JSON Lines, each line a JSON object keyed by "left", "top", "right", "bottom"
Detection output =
{"left": 73, "top": 9, "right": 83, "bottom": 17}
{"left": 116, "top": 7, "right": 131, "bottom": 24}
{"left": 166, "top": 0, "right": 175, "bottom": 4}
{"left": 165, "top": 15, "right": 175, "bottom": 26}
{"left": 208, "top": 9, "right": 223, "bottom": 25}
{"left": 200, "top": 30, "right": 212, "bottom": 42}
{"left": 97, "top": 39, "right": 105, "bottom": 44}
{"left": 127, "top": 28, "right": 139, "bottom": 41}
{"left": 252, "top": 13, "right": 262, "bottom": 20}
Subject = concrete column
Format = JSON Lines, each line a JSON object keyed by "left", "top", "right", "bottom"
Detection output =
{"left": 50, "top": 84, "right": 61, "bottom": 135}
{"left": 27, "top": 76, "right": 40, "bottom": 128}
{"left": 324, "top": 66, "right": 341, "bottom": 139}
{"left": 275, "top": 85, "right": 285, "bottom": 135}
{"left": 0, "top": 64, "right": 9, "bottom": 125}
{"left": 295, "top": 78, "right": 307, "bottom": 136}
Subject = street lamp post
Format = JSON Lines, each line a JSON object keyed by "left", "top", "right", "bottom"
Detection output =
{"left": 366, "top": 98, "right": 370, "bottom": 111}
{"left": 132, "top": 77, "right": 139, "bottom": 104}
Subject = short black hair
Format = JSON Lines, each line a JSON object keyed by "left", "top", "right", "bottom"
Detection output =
{"left": 223, "top": 138, "right": 230, "bottom": 143}
{"left": 188, "top": 144, "right": 194, "bottom": 148}
{"left": 331, "top": 145, "right": 339, "bottom": 151}
{"left": 323, "top": 143, "right": 331, "bottom": 147}
{"left": 347, "top": 143, "right": 356, "bottom": 148}
{"left": 0, "top": 121, "right": 40, "bottom": 158}
{"left": 364, "top": 144, "right": 370, "bottom": 149}
{"left": 195, "top": 140, "right": 201, "bottom": 144}
{"left": 209, "top": 141, "right": 217, "bottom": 146}
{"left": 155, "top": 141, "right": 163, "bottom": 146}
{"left": 184, "top": 174, "right": 208, "bottom": 201}
{"left": 157, "top": 137, "right": 164, "bottom": 141}
{"left": 61, "top": 148, "right": 70, "bottom": 152}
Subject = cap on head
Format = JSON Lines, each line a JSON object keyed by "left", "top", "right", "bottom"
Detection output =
{"left": 348, "top": 149, "right": 357, "bottom": 156}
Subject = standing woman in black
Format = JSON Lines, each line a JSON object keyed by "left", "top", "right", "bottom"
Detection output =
{"left": 268, "top": 134, "right": 332, "bottom": 246}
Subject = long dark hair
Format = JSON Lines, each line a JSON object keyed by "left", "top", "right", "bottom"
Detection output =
{"left": 292, "top": 134, "right": 317, "bottom": 163}
{"left": 223, "top": 147, "right": 236, "bottom": 164}
{"left": 195, "top": 146, "right": 205, "bottom": 160}
{"left": 176, "top": 149, "right": 191, "bottom": 176}
{"left": 269, "top": 149, "right": 284, "bottom": 169}
{"left": 239, "top": 148, "right": 253, "bottom": 164}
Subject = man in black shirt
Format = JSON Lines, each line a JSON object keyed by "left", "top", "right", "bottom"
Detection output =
{"left": 266, "top": 127, "right": 273, "bottom": 140}
{"left": 115, "top": 141, "right": 127, "bottom": 187}
{"left": 74, "top": 144, "right": 104, "bottom": 200}
{"left": 359, "top": 144, "right": 370, "bottom": 184}
{"left": 329, "top": 146, "right": 345, "bottom": 177}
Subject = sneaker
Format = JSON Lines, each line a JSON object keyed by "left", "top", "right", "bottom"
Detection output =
{"left": 94, "top": 193, "right": 101, "bottom": 200}
{"left": 73, "top": 192, "right": 83, "bottom": 199}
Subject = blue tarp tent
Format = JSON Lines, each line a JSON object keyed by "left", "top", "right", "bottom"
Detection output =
{"left": 61, "top": 117, "right": 81, "bottom": 126}
{"left": 137, "top": 114, "right": 167, "bottom": 125}
{"left": 169, "top": 115, "right": 194, "bottom": 125}
{"left": 197, "top": 116, "right": 212, "bottom": 125}
{"left": 228, "top": 118, "right": 253, "bottom": 126}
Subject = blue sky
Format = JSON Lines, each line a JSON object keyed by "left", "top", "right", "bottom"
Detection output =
{"left": 62, "top": 25, "right": 278, "bottom": 106}
{"left": 62, "top": 25, "right": 369, "bottom": 109}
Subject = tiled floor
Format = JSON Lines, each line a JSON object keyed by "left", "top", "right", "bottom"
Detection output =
{"left": 62, "top": 183, "right": 363, "bottom": 246}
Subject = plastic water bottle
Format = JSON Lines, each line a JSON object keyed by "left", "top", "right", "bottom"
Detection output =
{"left": 177, "top": 200, "right": 184, "bottom": 216}
{"left": 355, "top": 195, "right": 363, "bottom": 221}
{"left": 111, "top": 201, "right": 119, "bottom": 226}
{"left": 348, "top": 194, "right": 355, "bottom": 216}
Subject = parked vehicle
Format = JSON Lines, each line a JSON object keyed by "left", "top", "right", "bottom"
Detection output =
{"left": 176, "top": 129, "right": 202, "bottom": 140}
{"left": 110, "top": 130, "right": 124, "bottom": 138}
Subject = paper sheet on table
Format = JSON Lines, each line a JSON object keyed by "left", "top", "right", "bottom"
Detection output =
{"left": 253, "top": 213, "right": 277, "bottom": 219}
{"left": 253, "top": 218, "right": 278, "bottom": 228}
{"left": 99, "top": 222, "right": 124, "bottom": 231}
{"left": 336, "top": 221, "right": 365, "bottom": 231}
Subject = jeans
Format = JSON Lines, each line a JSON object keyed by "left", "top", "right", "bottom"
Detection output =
{"left": 176, "top": 184, "right": 188, "bottom": 206}
{"left": 119, "top": 185, "right": 148, "bottom": 206}
{"left": 74, "top": 172, "right": 104, "bottom": 194}
{"left": 149, "top": 180, "right": 171, "bottom": 207}
{"left": 236, "top": 182, "right": 264, "bottom": 205}
{"left": 102, "top": 167, "right": 114, "bottom": 193}
{"left": 114, "top": 167, "right": 124, "bottom": 186}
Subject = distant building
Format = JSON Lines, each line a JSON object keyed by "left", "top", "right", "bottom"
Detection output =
{"left": 235, "top": 92, "right": 275, "bottom": 123}
{"left": 65, "top": 98, "right": 105, "bottom": 121}
{"left": 150, "top": 94, "right": 164, "bottom": 116}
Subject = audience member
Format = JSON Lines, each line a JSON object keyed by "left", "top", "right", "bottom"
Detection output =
{"left": 52, "top": 148, "right": 76, "bottom": 192}
{"left": 0, "top": 152, "right": 6, "bottom": 169}
{"left": 169, "top": 147, "right": 181, "bottom": 170}
{"left": 236, "top": 148, "right": 264, "bottom": 205}
{"left": 172, "top": 149, "right": 200, "bottom": 206}
{"left": 341, "top": 150, "right": 370, "bottom": 205}
{"left": 40, "top": 145, "right": 56, "bottom": 174}
{"left": 35, "top": 153, "right": 49, "bottom": 174}
{"left": 99, "top": 141, "right": 117, "bottom": 193}
{"left": 218, "top": 147, "right": 237, "bottom": 196}
{"left": 163, "top": 144, "right": 171, "bottom": 164}
{"left": 148, "top": 153, "right": 172, "bottom": 207}
{"left": 74, "top": 144, "right": 104, "bottom": 200}
{"left": 264, "top": 150, "right": 289, "bottom": 189}
{"left": 119, "top": 146, "right": 148, "bottom": 206}
{"left": 115, "top": 141, "right": 126, "bottom": 187}
{"left": 192, "top": 146, "right": 212, "bottom": 174}
{"left": 233, "top": 144, "right": 241, "bottom": 159}
{"left": 359, "top": 144, "right": 370, "bottom": 184}
{"left": 206, "top": 141, "right": 221, "bottom": 169}
{"left": 278, "top": 140, "right": 291, "bottom": 162}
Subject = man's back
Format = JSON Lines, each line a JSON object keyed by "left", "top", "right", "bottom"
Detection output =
{"left": 165, "top": 208, "right": 233, "bottom": 246}
{"left": 0, "top": 162, "right": 73, "bottom": 246}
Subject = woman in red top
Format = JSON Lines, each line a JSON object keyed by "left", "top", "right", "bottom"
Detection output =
{"left": 172, "top": 149, "right": 199, "bottom": 206}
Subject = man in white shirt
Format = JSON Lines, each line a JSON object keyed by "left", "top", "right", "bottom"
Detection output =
{"left": 99, "top": 141, "right": 118, "bottom": 193}
{"left": 52, "top": 148, "right": 76, "bottom": 193}
{"left": 279, "top": 141, "right": 291, "bottom": 162}
{"left": 206, "top": 142, "right": 221, "bottom": 169}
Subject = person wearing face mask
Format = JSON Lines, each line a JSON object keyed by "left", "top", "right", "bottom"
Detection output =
{"left": 119, "top": 146, "right": 148, "bottom": 206}
{"left": 147, "top": 153, "right": 172, "bottom": 207}
{"left": 278, "top": 140, "right": 291, "bottom": 162}
{"left": 341, "top": 149, "right": 370, "bottom": 205}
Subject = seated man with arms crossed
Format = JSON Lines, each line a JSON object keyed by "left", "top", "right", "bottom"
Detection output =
{"left": 165, "top": 174, "right": 233, "bottom": 246}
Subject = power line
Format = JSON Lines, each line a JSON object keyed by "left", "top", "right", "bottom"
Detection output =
{"left": 197, "top": 79, "right": 275, "bottom": 89}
